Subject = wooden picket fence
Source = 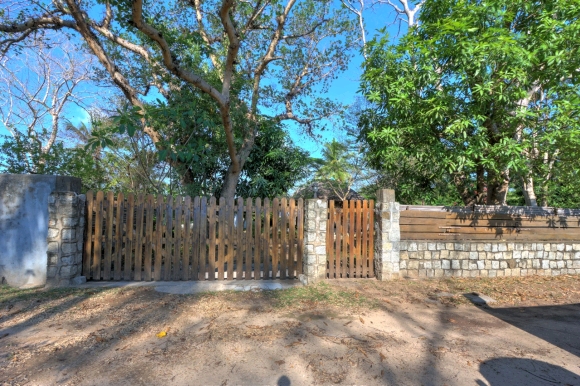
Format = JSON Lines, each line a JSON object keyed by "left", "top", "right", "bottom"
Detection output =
{"left": 83, "top": 191, "right": 304, "bottom": 281}
{"left": 327, "top": 200, "right": 375, "bottom": 279}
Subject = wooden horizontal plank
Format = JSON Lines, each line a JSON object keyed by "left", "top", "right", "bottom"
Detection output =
{"left": 400, "top": 211, "right": 576, "bottom": 222}
{"left": 400, "top": 217, "right": 580, "bottom": 228}
{"left": 401, "top": 224, "right": 580, "bottom": 235}
{"left": 401, "top": 205, "right": 558, "bottom": 216}
{"left": 402, "top": 231, "right": 580, "bottom": 241}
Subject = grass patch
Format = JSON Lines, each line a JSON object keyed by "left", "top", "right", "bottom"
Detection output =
{"left": 269, "top": 282, "right": 377, "bottom": 310}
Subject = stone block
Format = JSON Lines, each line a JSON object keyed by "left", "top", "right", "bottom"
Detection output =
{"left": 477, "top": 243, "right": 485, "bottom": 251}
{"left": 454, "top": 243, "right": 464, "bottom": 251}
{"left": 492, "top": 261, "right": 500, "bottom": 269}
{"left": 62, "top": 228, "right": 76, "bottom": 240}
{"left": 498, "top": 243, "right": 507, "bottom": 252}
{"left": 440, "top": 250, "right": 449, "bottom": 259}
{"left": 418, "top": 269, "right": 427, "bottom": 277}
{"left": 433, "top": 260, "right": 442, "bottom": 269}
{"left": 418, "top": 243, "right": 426, "bottom": 251}
{"left": 47, "top": 266, "right": 58, "bottom": 278}
{"left": 408, "top": 242, "right": 418, "bottom": 251}
{"left": 542, "top": 260, "right": 550, "bottom": 269}
{"left": 469, "top": 252, "right": 478, "bottom": 260}
{"left": 492, "top": 244, "right": 499, "bottom": 252}
{"left": 62, "top": 242, "right": 77, "bottom": 255}
{"left": 408, "top": 260, "right": 419, "bottom": 270}
{"left": 484, "top": 243, "right": 492, "bottom": 252}
{"left": 436, "top": 243, "right": 446, "bottom": 250}
{"left": 424, "top": 261, "right": 432, "bottom": 269}
{"left": 434, "top": 269, "right": 444, "bottom": 278}
{"left": 441, "top": 260, "right": 451, "bottom": 270}
{"left": 47, "top": 241, "right": 59, "bottom": 254}
{"left": 557, "top": 244, "right": 565, "bottom": 251}
{"left": 566, "top": 244, "right": 573, "bottom": 252}
{"left": 479, "top": 252, "right": 487, "bottom": 260}
{"left": 427, "top": 243, "right": 436, "bottom": 251}
{"left": 399, "top": 260, "right": 407, "bottom": 269}
{"left": 468, "top": 262, "right": 477, "bottom": 270}
{"left": 423, "top": 251, "right": 431, "bottom": 260}
{"left": 496, "top": 270, "right": 505, "bottom": 277}
{"left": 477, "top": 261, "right": 485, "bottom": 270}
{"left": 315, "top": 246, "right": 326, "bottom": 254}
{"left": 461, "top": 260, "right": 469, "bottom": 269}
{"left": 47, "top": 228, "right": 60, "bottom": 239}
{"left": 451, "top": 260, "right": 460, "bottom": 270}
{"left": 446, "top": 243, "right": 454, "bottom": 250}
{"left": 507, "top": 243, "right": 514, "bottom": 251}
{"left": 480, "top": 270, "right": 489, "bottom": 277}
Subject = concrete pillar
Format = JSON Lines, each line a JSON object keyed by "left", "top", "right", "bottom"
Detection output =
{"left": 301, "top": 199, "right": 327, "bottom": 284}
{"left": 46, "top": 192, "right": 86, "bottom": 287}
{"left": 374, "top": 189, "right": 400, "bottom": 280}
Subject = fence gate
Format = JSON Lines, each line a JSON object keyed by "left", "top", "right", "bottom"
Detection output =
{"left": 327, "top": 200, "right": 375, "bottom": 278}
{"left": 83, "top": 191, "right": 304, "bottom": 281}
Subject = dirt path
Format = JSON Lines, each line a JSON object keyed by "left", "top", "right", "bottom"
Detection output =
{"left": 1, "top": 276, "right": 580, "bottom": 385}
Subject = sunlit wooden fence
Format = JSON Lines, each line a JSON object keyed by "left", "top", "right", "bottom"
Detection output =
{"left": 326, "top": 200, "right": 375, "bottom": 279}
{"left": 83, "top": 191, "right": 304, "bottom": 281}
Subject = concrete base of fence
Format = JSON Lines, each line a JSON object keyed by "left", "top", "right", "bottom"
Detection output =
{"left": 71, "top": 280, "right": 303, "bottom": 294}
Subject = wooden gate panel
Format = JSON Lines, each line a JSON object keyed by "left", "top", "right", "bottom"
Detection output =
{"left": 327, "top": 200, "right": 375, "bottom": 279}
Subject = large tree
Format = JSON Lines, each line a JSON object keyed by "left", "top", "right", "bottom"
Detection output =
{"left": 359, "top": 0, "right": 580, "bottom": 206}
{"left": 0, "top": 0, "right": 356, "bottom": 199}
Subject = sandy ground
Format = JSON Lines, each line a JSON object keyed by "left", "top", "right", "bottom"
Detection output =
{"left": 1, "top": 276, "right": 580, "bottom": 386}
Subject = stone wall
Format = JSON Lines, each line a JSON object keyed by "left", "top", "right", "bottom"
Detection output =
{"left": 374, "top": 189, "right": 401, "bottom": 280}
{"left": 46, "top": 192, "right": 86, "bottom": 287}
{"left": 302, "top": 199, "right": 327, "bottom": 284}
{"left": 0, "top": 174, "right": 81, "bottom": 288}
{"left": 399, "top": 241, "right": 580, "bottom": 279}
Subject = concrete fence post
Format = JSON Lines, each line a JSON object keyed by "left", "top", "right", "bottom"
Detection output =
{"left": 46, "top": 192, "right": 87, "bottom": 287}
{"left": 301, "top": 199, "right": 327, "bottom": 284}
{"left": 374, "top": 189, "right": 401, "bottom": 280}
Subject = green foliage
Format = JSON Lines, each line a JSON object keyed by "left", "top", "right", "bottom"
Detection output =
{"left": 0, "top": 132, "right": 108, "bottom": 192}
{"left": 359, "top": 0, "right": 580, "bottom": 206}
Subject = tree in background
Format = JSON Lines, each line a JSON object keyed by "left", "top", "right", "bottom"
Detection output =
{"left": 0, "top": 36, "right": 94, "bottom": 173}
{"left": 359, "top": 0, "right": 580, "bottom": 206}
{"left": 0, "top": 0, "right": 356, "bottom": 199}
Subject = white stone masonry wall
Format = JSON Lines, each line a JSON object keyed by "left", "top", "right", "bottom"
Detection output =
{"left": 399, "top": 241, "right": 580, "bottom": 279}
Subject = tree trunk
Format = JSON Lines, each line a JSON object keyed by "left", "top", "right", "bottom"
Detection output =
{"left": 453, "top": 172, "right": 476, "bottom": 206}
{"left": 486, "top": 170, "right": 509, "bottom": 205}
{"left": 521, "top": 175, "right": 538, "bottom": 206}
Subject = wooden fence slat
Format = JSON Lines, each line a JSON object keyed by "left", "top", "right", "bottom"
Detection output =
{"left": 207, "top": 197, "right": 216, "bottom": 280}
{"left": 254, "top": 198, "right": 262, "bottom": 280}
{"left": 113, "top": 192, "right": 124, "bottom": 280}
{"left": 343, "top": 200, "right": 352, "bottom": 279}
{"left": 280, "top": 198, "right": 288, "bottom": 279}
{"left": 328, "top": 200, "right": 335, "bottom": 279}
{"left": 183, "top": 196, "right": 192, "bottom": 281}
{"left": 143, "top": 195, "right": 154, "bottom": 281}
{"left": 297, "top": 198, "right": 304, "bottom": 276}
{"left": 93, "top": 191, "right": 104, "bottom": 280}
{"left": 369, "top": 200, "right": 375, "bottom": 277}
{"left": 134, "top": 194, "right": 145, "bottom": 281}
{"left": 362, "top": 200, "right": 369, "bottom": 278}
{"left": 191, "top": 197, "right": 200, "bottom": 281}
{"left": 216, "top": 197, "right": 225, "bottom": 280}
{"left": 198, "top": 197, "right": 208, "bottom": 280}
{"left": 263, "top": 198, "right": 271, "bottom": 279}
{"left": 154, "top": 195, "right": 164, "bottom": 281}
{"left": 164, "top": 196, "right": 173, "bottom": 281}
{"left": 289, "top": 199, "right": 296, "bottom": 278}
{"left": 244, "top": 198, "right": 253, "bottom": 279}
{"left": 341, "top": 204, "right": 348, "bottom": 278}
{"left": 83, "top": 191, "right": 94, "bottom": 279}
{"left": 236, "top": 198, "right": 244, "bottom": 280}
{"left": 271, "top": 198, "right": 279, "bottom": 279}
{"left": 336, "top": 204, "right": 343, "bottom": 278}
{"left": 173, "top": 197, "right": 183, "bottom": 280}
{"left": 226, "top": 199, "right": 235, "bottom": 280}
{"left": 124, "top": 194, "right": 134, "bottom": 281}
{"left": 103, "top": 191, "right": 114, "bottom": 280}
